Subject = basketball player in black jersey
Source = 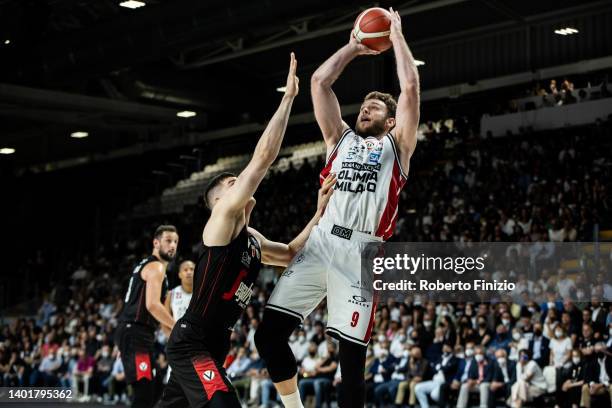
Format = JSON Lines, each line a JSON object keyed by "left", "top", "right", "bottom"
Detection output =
{"left": 157, "top": 53, "right": 334, "bottom": 408}
{"left": 116, "top": 225, "right": 178, "bottom": 408}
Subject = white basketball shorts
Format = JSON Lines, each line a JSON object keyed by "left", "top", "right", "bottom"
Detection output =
{"left": 266, "top": 219, "right": 382, "bottom": 346}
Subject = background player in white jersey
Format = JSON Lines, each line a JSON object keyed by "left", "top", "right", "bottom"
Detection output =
{"left": 164, "top": 260, "right": 195, "bottom": 321}
{"left": 255, "top": 8, "right": 419, "bottom": 408}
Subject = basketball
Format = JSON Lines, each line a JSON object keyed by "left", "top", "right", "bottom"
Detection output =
{"left": 353, "top": 7, "right": 392, "bottom": 52}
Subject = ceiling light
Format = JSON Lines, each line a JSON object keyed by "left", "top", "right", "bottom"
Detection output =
{"left": 415, "top": 60, "right": 425, "bottom": 66}
{"left": 554, "top": 27, "right": 579, "bottom": 36}
{"left": 71, "top": 131, "right": 89, "bottom": 138}
{"left": 177, "top": 111, "right": 197, "bottom": 118}
{"left": 276, "top": 86, "right": 287, "bottom": 93}
{"left": 119, "top": 1, "right": 146, "bottom": 9}
{"left": 4, "top": 40, "right": 10, "bottom": 45}
{"left": 0, "top": 147, "right": 15, "bottom": 154}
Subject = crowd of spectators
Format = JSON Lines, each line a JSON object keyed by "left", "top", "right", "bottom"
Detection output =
{"left": 2, "top": 116, "right": 611, "bottom": 407}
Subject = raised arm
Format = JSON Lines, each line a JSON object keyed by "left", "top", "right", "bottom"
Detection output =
{"left": 203, "top": 54, "right": 299, "bottom": 245}
{"left": 311, "top": 35, "right": 379, "bottom": 149}
{"left": 388, "top": 7, "right": 420, "bottom": 172}
{"left": 218, "top": 53, "right": 299, "bottom": 214}
{"left": 248, "top": 173, "right": 336, "bottom": 267}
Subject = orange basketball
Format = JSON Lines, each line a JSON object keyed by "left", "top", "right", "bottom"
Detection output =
{"left": 353, "top": 7, "right": 392, "bottom": 52}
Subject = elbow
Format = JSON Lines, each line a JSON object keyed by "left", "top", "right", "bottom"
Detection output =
{"left": 311, "top": 74, "right": 331, "bottom": 89}
{"left": 400, "top": 80, "right": 419, "bottom": 96}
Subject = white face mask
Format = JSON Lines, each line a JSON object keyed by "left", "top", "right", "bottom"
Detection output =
{"left": 502, "top": 319, "right": 510, "bottom": 326}
{"left": 513, "top": 332, "right": 521, "bottom": 341}
{"left": 423, "top": 321, "right": 432, "bottom": 328}
{"left": 555, "top": 330, "right": 563, "bottom": 338}
{"left": 572, "top": 357, "right": 581, "bottom": 365}
{"left": 475, "top": 354, "right": 484, "bottom": 363}
{"left": 289, "top": 335, "right": 297, "bottom": 342}
{"left": 465, "top": 348, "right": 474, "bottom": 357}
{"left": 378, "top": 335, "right": 386, "bottom": 343}
{"left": 298, "top": 335, "right": 306, "bottom": 343}
{"left": 497, "top": 357, "right": 506, "bottom": 366}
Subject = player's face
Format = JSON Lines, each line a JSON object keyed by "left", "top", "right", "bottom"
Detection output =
{"left": 356, "top": 99, "right": 394, "bottom": 137}
{"left": 178, "top": 261, "right": 195, "bottom": 285}
{"left": 155, "top": 231, "right": 179, "bottom": 262}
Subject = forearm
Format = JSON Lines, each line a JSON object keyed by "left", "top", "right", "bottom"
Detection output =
{"left": 287, "top": 211, "right": 322, "bottom": 257}
{"left": 147, "top": 302, "right": 175, "bottom": 329}
{"left": 253, "top": 95, "right": 294, "bottom": 166}
{"left": 391, "top": 34, "right": 419, "bottom": 91}
{"left": 311, "top": 44, "right": 358, "bottom": 87}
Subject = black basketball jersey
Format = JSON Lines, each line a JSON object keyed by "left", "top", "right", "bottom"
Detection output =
{"left": 183, "top": 226, "right": 261, "bottom": 344}
{"left": 118, "top": 255, "right": 169, "bottom": 329}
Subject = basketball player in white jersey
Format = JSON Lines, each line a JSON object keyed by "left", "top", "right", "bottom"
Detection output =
{"left": 162, "top": 260, "right": 194, "bottom": 383}
{"left": 164, "top": 260, "right": 195, "bottom": 321}
{"left": 255, "top": 8, "right": 419, "bottom": 408}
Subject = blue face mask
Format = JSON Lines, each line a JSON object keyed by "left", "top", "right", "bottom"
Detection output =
{"left": 521, "top": 354, "right": 529, "bottom": 362}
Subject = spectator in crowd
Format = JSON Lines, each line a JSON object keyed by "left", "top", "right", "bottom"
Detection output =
{"left": 414, "top": 342, "right": 458, "bottom": 408}
{"left": 394, "top": 345, "right": 427, "bottom": 407}
{"left": 72, "top": 348, "right": 94, "bottom": 402}
{"left": 550, "top": 325, "right": 573, "bottom": 368}
{"left": 582, "top": 342, "right": 612, "bottom": 408}
{"left": 486, "top": 348, "right": 516, "bottom": 408}
{"left": 438, "top": 342, "right": 475, "bottom": 408}
{"left": 510, "top": 349, "right": 547, "bottom": 408}
{"left": 557, "top": 349, "right": 585, "bottom": 408}
{"left": 456, "top": 345, "right": 492, "bottom": 408}
{"left": 298, "top": 341, "right": 338, "bottom": 408}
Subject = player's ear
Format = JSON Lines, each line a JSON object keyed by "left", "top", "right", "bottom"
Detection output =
{"left": 387, "top": 116, "right": 396, "bottom": 129}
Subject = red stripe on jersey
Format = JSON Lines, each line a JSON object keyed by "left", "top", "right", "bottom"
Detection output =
{"left": 192, "top": 356, "right": 228, "bottom": 399}
{"left": 375, "top": 161, "right": 406, "bottom": 240}
{"left": 319, "top": 149, "right": 338, "bottom": 186}
{"left": 201, "top": 253, "right": 228, "bottom": 317}
{"left": 364, "top": 292, "right": 378, "bottom": 343}
{"left": 196, "top": 250, "right": 212, "bottom": 300}
{"left": 135, "top": 352, "right": 153, "bottom": 381}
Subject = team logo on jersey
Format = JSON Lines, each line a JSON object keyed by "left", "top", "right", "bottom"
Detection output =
{"left": 331, "top": 225, "right": 353, "bottom": 240}
{"left": 294, "top": 253, "right": 305, "bottom": 264}
{"left": 346, "top": 144, "right": 367, "bottom": 161}
{"left": 241, "top": 251, "right": 251, "bottom": 267}
{"left": 234, "top": 281, "right": 254, "bottom": 308}
{"left": 139, "top": 362, "right": 148, "bottom": 371}
{"left": 281, "top": 269, "right": 294, "bottom": 277}
{"left": 202, "top": 370, "right": 215, "bottom": 381}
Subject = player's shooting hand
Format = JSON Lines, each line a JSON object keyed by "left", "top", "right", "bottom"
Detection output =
{"left": 284, "top": 52, "right": 299, "bottom": 98}
{"left": 317, "top": 173, "right": 337, "bottom": 215}
{"left": 349, "top": 31, "right": 381, "bottom": 56}
{"left": 388, "top": 7, "right": 403, "bottom": 43}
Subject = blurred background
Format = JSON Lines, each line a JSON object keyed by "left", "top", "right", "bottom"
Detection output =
{"left": 0, "top": 0, "right": 611, "bottom": 406}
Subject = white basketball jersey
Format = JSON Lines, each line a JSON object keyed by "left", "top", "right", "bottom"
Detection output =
{"left": 319, "top": 128, "right": 407, "bottom": 240}
{"left": 169, "top": 285, "right": 192, "bottom": 320}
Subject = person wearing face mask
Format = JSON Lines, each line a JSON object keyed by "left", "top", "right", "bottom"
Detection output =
{"left": 374, "top": 346, "right": 410, "bottom": 406}
{"left": 456, "top": 345, "right": 492, "bottom": 408}
{"left": 550, "top": 326, "right": 572, "bottom": 369}
{"left": 510, "top": 349, "right": 547, "bottom": 408}
{"left": 414, "top": 343, "right": 459, "bottom": 408}
{"left": 438, "top": 342, "right": 476, "bottom": 408}
{"left": 528, "top": 323, "right": 550, "bottom": 368}
{"left": 424, "top": 327, "right": 446, "bottom": 364}
{"left": 366, "top": 344, "right": 397, "bottom": 405}
{"left": 94, "top": 345, "right": 114, "bottom": 400}
{"left": 290, "top": 329, "right": 310, "bottom": 363}
{"left": 486, "top": 348, "right": 516, "bottom": 408}
{"left": 557, "top": 349, "right": 585, "bottom": 408}
{"left": 582, "top": 342, "right": 612, "bottom": 408}
{"left": 490, "top": 324, "right": 511, "bottom": 351}
{"left": 394, "top": 346, "right": 427, "bottom": 407}
{"left": 508, "top": 329, "right": 528, "bottom": 362}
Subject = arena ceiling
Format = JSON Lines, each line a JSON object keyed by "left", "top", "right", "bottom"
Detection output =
{"left": 0, "top": 0, "right": 611, "bottom": 172}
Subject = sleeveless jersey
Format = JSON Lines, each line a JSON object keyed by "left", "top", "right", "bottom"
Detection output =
{"left": 169, "top": 285, "right": 192, "bottom": 320}
{"left": 183, "top": 226, "right": 261, "bottom": 351}
{"left": 118, "top": 255, "right": 169, "bottom": 329}
{"left": 319, "top": 128, "right": 407, "bottom": 240}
